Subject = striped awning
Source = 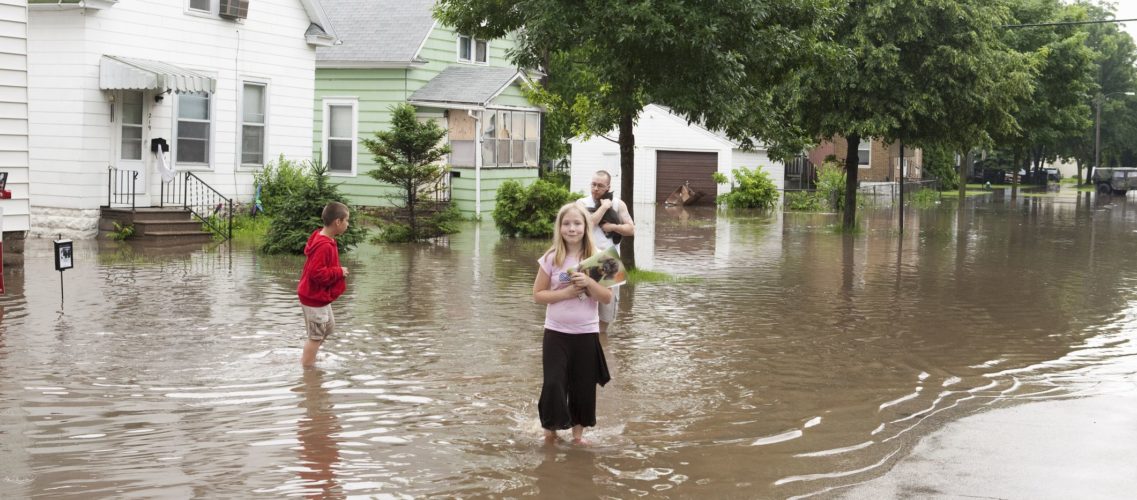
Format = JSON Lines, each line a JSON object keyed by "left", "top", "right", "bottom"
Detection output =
{"left": 99, "top": 55, "right": 216, "bottom": 93}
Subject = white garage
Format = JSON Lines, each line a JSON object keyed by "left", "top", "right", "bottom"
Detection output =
{"left": 569, "top": 104, "right": 785, "bottom": 205}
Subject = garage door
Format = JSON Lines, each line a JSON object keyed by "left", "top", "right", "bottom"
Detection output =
{"left": 656, "top": 151, "right": 717, "bottom": 205}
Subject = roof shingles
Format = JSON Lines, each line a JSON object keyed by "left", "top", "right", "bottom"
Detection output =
{"left": 317, "top": 0, "right": 436, "bottom": 64}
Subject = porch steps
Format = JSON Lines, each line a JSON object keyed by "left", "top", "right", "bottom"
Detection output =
{"left": 99, "top": 207, "right": 215, "bottom": 245}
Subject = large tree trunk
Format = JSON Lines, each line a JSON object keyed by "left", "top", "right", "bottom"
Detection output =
{"left": 958, "top": 149, "right": 971, "bottom": 198}
{"left": 1076, "top": 158, "right": 1083, "bottom": 186}
{"left": 843, "top": 134, "right": 861, "bottom": 231}
{"left": 618, "top": 110, "right": 637, "bottom": 270}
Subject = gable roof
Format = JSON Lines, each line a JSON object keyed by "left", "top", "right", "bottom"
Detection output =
{"left": 317, "top": 0, "right": 436, "bottom": 67}
{"left": 407, "top": 66, "right": 527, "bottom": 108}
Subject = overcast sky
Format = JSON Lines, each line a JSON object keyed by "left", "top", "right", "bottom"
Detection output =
{"left": 1113, "top": 2, "right": 1137, "bottom": 44}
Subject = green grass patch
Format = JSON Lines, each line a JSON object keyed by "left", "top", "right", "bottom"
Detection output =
{"left": 627, "top": 268, "right": 700, "bottom": 283}
{"left": 939, "top": 190, "right": 992, "bottom": 197}
{"left": 231, "top": 214, "right": 273, "bottom": 245}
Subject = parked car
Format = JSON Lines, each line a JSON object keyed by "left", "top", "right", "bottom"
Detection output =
{"left": 1092, "top": 167, "right": 1137, "bottom": 195}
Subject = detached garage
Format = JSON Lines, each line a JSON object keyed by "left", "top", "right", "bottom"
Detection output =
{"left": 570, "top": 104, "right": 784, "bottom": 206}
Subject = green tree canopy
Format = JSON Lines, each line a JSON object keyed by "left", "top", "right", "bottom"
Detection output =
{"left": 786, "top": 0, "right": 1032, "bottom": 229}
{"left": 437, "top": 0, "right": 832, "bottom": 268}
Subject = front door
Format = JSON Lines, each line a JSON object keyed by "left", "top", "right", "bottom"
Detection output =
{"left": 113, "top": 90, "right": 149, "bottom": 203}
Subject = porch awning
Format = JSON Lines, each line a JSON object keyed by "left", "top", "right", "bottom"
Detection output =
{"left": 408, "top": 66, "right": 524, "bottom": 108}
{"left": 99, "top": 55, "right": 216, "bottom": 94}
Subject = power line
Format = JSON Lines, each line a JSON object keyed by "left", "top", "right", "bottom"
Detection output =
{"left": 1003, "top": 18, "right": 1137, "bottom": 29}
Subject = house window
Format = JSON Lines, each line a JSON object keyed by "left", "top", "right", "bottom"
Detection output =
{"left": 120, "top": 91, "right": 144, "bottom": 161}
{"left": 457, "top": 35, "right": 488, "bottom": 64}
{"left": 188, "top": 0, "right": 216, "bottom": 15}
{"left": 176, "top": 92, "right": 211, "bottom": 165}
{"left": 482, "top": 110, "right": 540, "bottom": 167}
{"left": 241, "top": 82, "right": 267, "bottom": 166}
{"left": 323, "top": 99, "right": 357, "bottom": 174}
{"left": 857, "top": 141, "right": 871, "bottom": 168}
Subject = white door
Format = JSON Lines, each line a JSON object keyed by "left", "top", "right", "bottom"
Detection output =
{"left": 113, "top": 90, "right": 149, "bottom": 202}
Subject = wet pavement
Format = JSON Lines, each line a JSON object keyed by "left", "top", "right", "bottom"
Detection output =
{"left": 2, "top": 189, "right": 1136, "bottom": 498}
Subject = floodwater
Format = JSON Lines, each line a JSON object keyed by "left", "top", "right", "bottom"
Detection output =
{"left": 3, "top": 190, "right": 1137, "bottom": 498}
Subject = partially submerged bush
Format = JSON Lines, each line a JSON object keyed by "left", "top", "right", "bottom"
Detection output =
{"left": 261, "top": 164, "right": 367, "bottom": 254}
{"left": 714, "top": 167, "right": 779, "bottom": 209}
{"left": 253, "top": 154, "right": 313, "bottom": 215}
{"left": 493, "top": 179, "right": 577, "bottom": 238}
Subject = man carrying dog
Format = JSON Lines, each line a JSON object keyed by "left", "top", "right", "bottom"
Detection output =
{"left": 578, "top": 170, "right": 635, "bottom": 333}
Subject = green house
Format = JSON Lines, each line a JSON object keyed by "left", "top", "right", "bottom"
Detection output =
{"left": 315, "top": 0, "right": 542, "bottom": 217}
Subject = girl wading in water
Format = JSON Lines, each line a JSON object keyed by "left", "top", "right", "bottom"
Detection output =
{"left": 532, "top": 203, "right": 613, "bottom": 445}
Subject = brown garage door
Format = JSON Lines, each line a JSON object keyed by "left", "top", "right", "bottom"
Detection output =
{"left": 656, "top": 151, "right": 717, "bottom": 205}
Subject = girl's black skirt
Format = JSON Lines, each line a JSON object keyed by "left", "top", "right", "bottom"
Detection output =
{"left": 538, "top": 328, "right": 611, "bottom": 430}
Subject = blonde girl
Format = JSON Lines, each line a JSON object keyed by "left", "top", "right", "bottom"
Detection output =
{"left": 532, "top": 203, "right": 613, "bottom": 445}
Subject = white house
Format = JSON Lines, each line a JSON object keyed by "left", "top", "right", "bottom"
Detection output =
{"left": 26, "top": 0, "right": 336, "bottom": 238}
{"left": 569, "top": 104, "right": 785, "bottom": 206}
{"left": 1, "top": 0, "right": 31, "bottom": 241}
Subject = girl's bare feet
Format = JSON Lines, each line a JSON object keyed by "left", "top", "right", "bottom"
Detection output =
{"left": 543, "top": 430, "right": 558, "bottom": 445}
{"left": 571, "top": 425, "right": 586, "bottom": 445}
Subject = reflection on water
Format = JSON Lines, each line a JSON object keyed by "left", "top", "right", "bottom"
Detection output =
{"left": 3, "top": 191, "right": 1137, "bottom": 497}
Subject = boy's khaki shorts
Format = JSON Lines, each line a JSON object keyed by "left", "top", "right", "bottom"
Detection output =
{"left": 599, "top": 285, "right": 619, "bottom": 323}
{"left": 301, "top": 304, "right": 335, "bottom": 342}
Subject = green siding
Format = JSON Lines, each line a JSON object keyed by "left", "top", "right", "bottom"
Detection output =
{"left": 315, "top": 25, "right": 536, "bottom": 210}
{"left": 451, "top": 167, "right": 538, "bottom": 215}
{"left": 489, "top": 83, "right": 533, "bottom": 109}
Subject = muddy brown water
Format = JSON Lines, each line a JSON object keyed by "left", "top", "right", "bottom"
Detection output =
{"left": 2, "top": 192, "right": 1137, "bottom": 498}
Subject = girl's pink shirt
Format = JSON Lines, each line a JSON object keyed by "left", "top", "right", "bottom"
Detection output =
{"left": 538, "top": 252, "right": 600, "bottom": 333}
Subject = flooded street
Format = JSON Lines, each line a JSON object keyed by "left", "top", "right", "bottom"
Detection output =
{"left": 3, "top": 191, "right": 1137, "bottom": 498}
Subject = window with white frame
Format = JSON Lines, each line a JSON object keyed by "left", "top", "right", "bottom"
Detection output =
{"left": 324, "top": 99, "right": 357, "bottom": 174}
{"left": 482, "top": 109, "right": 540, "bottom": 167}
{"left": 176, "top": 92, "right": 211, "bottom": 165}
{"left": 857, "top": 141, "right": 871, "bottom": 168}
{"left": 241, "top": 82, "right": 267, "bottom": 166}
{"left": 457, "top": 35, "right": 488, "bottom": 64}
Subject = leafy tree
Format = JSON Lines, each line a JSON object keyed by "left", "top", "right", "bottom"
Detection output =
{"left": 787, "top": 0, "right": 1031, "bottom": 230}
{"left": 1067, "top": 1, "right": 1137, "bottom": 184}
{"left": 361, "top": 104, "right": 452, "bottom": 240}
{"left": 261, "top": 164, "right": 367, "bottom": 255}
{"left": 436, "top": 0, "right": 832, "bottom": 267}
{"left": 492, "top": 179, "right": 577, "bottom": 238}
{"left": 994, "top": 0, "right": 1095, "bottom": 191}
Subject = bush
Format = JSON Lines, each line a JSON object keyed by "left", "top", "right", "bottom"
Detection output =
{"left": 714, "top": 167, "right": 779, "bottom": 209}
{"left": 922, "top": 144, "right": 959, "bottom": 191}
{"left": 261, "top": 164, "right": 367, "bottom": 255}
{"left": 816, "top": 162, "right": 847, "bottom": 211}
{"left": 784, "top": 191, "right": 823, "bottom": 211}
{"left": 252, "top": 154, "right": 313, "bottom": 215}
{"left": 493, "top": 179, "right": 578, "bottom": 238}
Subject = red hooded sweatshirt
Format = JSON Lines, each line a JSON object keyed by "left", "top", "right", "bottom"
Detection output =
{"left": 297, "top": 229, "right": 345, "bottom": 307}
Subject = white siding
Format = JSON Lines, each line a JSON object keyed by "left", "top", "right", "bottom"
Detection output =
{"left": 733, "top": 149, "right": 785, "bottom": 191}
{"left": 0, "top": 0, "right": 29, "bottom": 233}
{"left": 26, "top": 0, "right": 319, "bottom": 235}
{"left": 570, "top": 104, "right": 734, "bottom": 204}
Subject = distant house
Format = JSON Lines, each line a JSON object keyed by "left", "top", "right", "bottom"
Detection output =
{"left": 25, "top": 0, "right": 336, "bottom": 238}
{"left": 569, "top": 104, "right": 785, "bottom": 205}
{"left": 1, "top": 0, "right": 30, "bottom": 244}
{"left": 315, "top": 0, "right": 543, "bottom": 217}
{"left": 808, "top": 137, "right": 922, "bottom": 183}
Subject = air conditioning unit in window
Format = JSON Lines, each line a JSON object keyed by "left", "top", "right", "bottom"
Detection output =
{"left": 219, "top": 0, "right": 249, "bottom": 20}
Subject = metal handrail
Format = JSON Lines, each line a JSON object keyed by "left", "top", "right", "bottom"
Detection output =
{"left": 105, "top": 166, "right": 138, "bottom": 210}
{"left": 160, "top": 171, "right": 233, "bottom": 240}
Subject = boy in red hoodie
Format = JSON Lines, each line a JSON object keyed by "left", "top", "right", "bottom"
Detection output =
{"left": 298, "top": 202, "right": 350, "bottom": 367}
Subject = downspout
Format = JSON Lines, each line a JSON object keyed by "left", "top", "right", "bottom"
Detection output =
{"left": 469, "top": 109, "right": 482, "bottom": 216}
